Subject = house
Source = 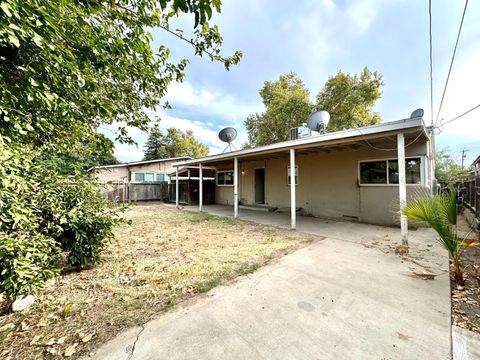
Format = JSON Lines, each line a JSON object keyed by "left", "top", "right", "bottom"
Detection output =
{"left": 469, "top": 155, "right": 480, "bottom": 176}
{"left": 92, "top": 157, "right": 192, "bottom": 202}
{"left": 172, "top": 116, "right": 435, "bottom": 243}
{"left": 93, "top": 157, "right": 192, "bottom": 184}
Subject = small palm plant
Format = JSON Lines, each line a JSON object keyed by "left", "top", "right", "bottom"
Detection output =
{"left": 402, "top": 188, "right": 476, "bottom": 285}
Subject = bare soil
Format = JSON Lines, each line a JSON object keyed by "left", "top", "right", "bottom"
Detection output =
{"left": 0, "top": 204, "right": 316, "bottom": 359}
{"left": 451, "top": 215, "right": 480, "bottom": 333}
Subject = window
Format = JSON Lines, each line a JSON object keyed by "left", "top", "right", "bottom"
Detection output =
{"left": 217, "top": 171, "right": 234, "bottom": 186}
{"left": 287, "top": 165, "right": 298, "bottom": 186}
{"left": 359, "top": 158, "right": 422, "bottom": 185}
{"left": 133, "top": 172, "right": 156, "bottom": 182}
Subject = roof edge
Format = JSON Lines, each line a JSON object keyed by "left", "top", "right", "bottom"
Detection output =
{"left": 173, "top": 117, "right": 426, "bottom": 166}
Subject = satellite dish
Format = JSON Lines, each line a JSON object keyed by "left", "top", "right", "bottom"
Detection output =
{"left": 218, "top": 127, "right": 238, "bottom": 153}
{"left": 410, "top": 108, "right": 424, "bottom": 119}
{"left": 306, "top": 110, "right": 330, "bottom": 133}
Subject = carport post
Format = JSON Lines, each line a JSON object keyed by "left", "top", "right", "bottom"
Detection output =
{"left": 175, "top": 167, "right": 179, "bottom": 208}
{"left": 234, "top": 157, "right": 239, "bottom": 218}
{"left": 199, "top": 163, "right": 203, "bottom": 212}
{"left": 397, "top": 133, "right": 408, "bottom": 244}
{"left": 290, "top": 148, "right": 296, "bottom": 230}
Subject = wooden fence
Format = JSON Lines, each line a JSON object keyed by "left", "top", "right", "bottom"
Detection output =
{"left": 103, "top": 182, "right": 169, "bottom": 203}
{"left": 103, "top": 180, "right": 215, "bottom": 205}
{"left": 460, "top": 175, "right": 480, "bottom": 221}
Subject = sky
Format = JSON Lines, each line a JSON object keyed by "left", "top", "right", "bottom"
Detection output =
{"left": 102, "top": 0, "right": 480, "bottom": 167}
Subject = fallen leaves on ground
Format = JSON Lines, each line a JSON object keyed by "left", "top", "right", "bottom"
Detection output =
{"left": 0, "top": 203, "right": 315, "bottom": 359}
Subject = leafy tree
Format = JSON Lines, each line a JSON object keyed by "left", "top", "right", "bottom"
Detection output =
{"left": 0, "top": 0, "right": 241, "bottom": 148}
{"left": 37, "top": 133, "right": 119, "bottom": 175}
{"left": 144, "top": 125, "right": 209, "bottom": 159}
{"left": 315, "top": 67, "right": 383, "bottom": 131}
{"left": 244, "top": 73, "right": 313, "bottom": 147}
{"left": 435, "top": 149, "right": 469, "bottom": 184}
{"left": 0, "top": 0, "right": 240, "bottom": 299}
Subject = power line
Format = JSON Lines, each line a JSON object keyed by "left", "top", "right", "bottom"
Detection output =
{"left": 439, "top": 103, "right": 480, "bottom": 127}
{"left": 428, "top": 0, "right": 434, "bottom": 126}
{"left": 434, "top": 0, "right": 469, "bottom": 125}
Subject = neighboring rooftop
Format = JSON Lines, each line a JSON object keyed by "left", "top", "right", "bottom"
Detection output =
{"left": 93, "top": 156, "right": 193, "bottom": 170}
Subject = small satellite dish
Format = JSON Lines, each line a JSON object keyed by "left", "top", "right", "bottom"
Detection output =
{"left": 218, "top": 127, "right": 238, "bottom": 153}
{"left": 410, "top": 108, "right": 424, "bottom": 119}
{"left": 306, "top": 110, "right": 330, "bottom": 133}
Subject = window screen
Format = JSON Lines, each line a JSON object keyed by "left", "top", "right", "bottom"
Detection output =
{"left": 287, "top": 165, "right": 298, "bottom": 185}
{"left": 360, "top": 158, "right": 421, "bottom": 185}
{"left": 144, "top": 173, "right": 155, "bottom": 182}
{"left": 360, "top": 161, "right": 387, "bottom": 184}
{"left": 217, "top": 171, "right": 234, "bottom": 185}
{"left": 134, "top": 173, "right": 145, "bottom": 182}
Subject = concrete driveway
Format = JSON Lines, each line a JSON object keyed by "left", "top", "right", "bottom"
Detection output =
{"left": 89, "top": 206, "right": 451, "bottom": 359}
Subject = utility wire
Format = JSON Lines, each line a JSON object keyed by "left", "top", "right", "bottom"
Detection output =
{"left": 428, "top": 0, "right": 434, "bottom": 126}
{"left": 434, "top": 0, "right": 469, "bottom": 125}
{"left": 439, "top": 103, "right": 480, "bottom": 128}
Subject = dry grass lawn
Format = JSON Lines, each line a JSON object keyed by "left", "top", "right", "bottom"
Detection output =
{"left": 0, "top": 204, "right": 315, "bottom": 359}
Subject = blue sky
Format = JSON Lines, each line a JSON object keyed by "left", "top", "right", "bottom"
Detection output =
{"left": 105, "top": 0, "right": 480, "bottom": 167}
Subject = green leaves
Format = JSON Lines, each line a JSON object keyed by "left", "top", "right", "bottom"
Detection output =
{"left": 435, "top": 149, "right": 469, "bottom": 184}
{"left": 402, "top": 187, "right": 471, "bottom": 284}
{"left": 316, "top": 67, "right": 383, "bottom": 132}
{"left": 143, "top": 124, "right": 209, "bottom": 160}
{"left": 245, "top": 73, "right": 314, "bottom": 147}
{"left": 1, "top": 0, "right": 240, "bottom": 149}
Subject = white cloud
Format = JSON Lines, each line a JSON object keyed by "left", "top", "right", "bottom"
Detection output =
{"left": 165, "top": 81, "right": 261, "bottom": 121}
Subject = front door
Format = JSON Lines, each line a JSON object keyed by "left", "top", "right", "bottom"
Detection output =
{"left": 254, "top": 168, "right": 265, "bottom": 204}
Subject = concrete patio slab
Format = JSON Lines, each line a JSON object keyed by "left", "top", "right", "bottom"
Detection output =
{"left": 88, "top": 204, "right": 451, "bottom": 360}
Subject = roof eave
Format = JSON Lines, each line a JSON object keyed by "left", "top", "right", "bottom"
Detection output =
{"left": 173, "top": 117, "right": 427, "bottom": 167}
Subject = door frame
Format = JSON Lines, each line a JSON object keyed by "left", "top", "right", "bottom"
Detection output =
{"left": 253, "top": 167, "right": 266, "bottom": 204}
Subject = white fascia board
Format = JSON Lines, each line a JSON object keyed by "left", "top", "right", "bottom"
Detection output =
{"left": 173, "top": 117, "right": 426, "bottom": 167}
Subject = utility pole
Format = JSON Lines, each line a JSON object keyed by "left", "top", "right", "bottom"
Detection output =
{"left": 461, "top": 149, "right": 469, "bottom": 168}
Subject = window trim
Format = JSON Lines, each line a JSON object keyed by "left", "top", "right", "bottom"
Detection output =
{"left": 131, "top": 171, "right": 169, "bottom": 183}
{"left": 358, "top": 157, "right": 424, "bottom": 186}
{"left": 216, "top": 169, "right": 234, "bottom": 187}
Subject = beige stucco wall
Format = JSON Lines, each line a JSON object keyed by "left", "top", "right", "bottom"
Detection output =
{"left": 215, "top": 141, "right": 431, "bottom": 226}
{"left": 95, "top": 166, "right": 129, "bottom": 183}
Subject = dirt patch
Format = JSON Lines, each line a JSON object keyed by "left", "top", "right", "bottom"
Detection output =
{"left": 0, "top": 204, "right": 317, "bottom": 359}
{"left": 451, "top": 214, "right": 480, "bottom": 334}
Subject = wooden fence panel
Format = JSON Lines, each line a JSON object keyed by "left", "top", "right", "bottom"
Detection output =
{"left": 127, "top": 182, "right": 169, "bottom": 201}
{"left": 461, "top": 175, "right": 480, "bottom": 220}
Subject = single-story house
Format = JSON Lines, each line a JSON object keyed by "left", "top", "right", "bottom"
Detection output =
{"left": 92, "top": 156, "right": 192, "bottom": 184}
{"left": 469, "top": 155, "right": 480, "bottom": 176}
{"left": 172, "top": 116, "right": 435, "bottom": 243}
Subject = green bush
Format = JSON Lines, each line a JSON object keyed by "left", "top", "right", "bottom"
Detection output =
{"left": 35, "top": 175, "right": 121, "bottom": 269}
{"left": 0, "top": 137, "right": 122, "bottom": 299}
{"left": 0, "top": 233, "right": 60, "bottom": 298}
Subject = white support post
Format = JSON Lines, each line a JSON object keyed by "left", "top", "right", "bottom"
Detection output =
{"left": 290, "top": 148, "right": 296, "bottom": 230}
{"left": 175, "top": 167, "right": 179, "bottom": 208}
{"left": 397, "top": 133, "right": 408, "bottom": 245}
{"left": 199, "top": 164, "right": 203, "bottom": 212}
{"left": 234, "top": 157, "right": 239, "bottom": 218}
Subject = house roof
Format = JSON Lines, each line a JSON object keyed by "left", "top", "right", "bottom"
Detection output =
{"left": 471, "top": 155, "right": 480, "bottom": 167}
{"left": 92, "top": 156, "right": 192, "bottom": 170}
{"left": 173, "top": 117, "right": 429, "bottom": 167}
